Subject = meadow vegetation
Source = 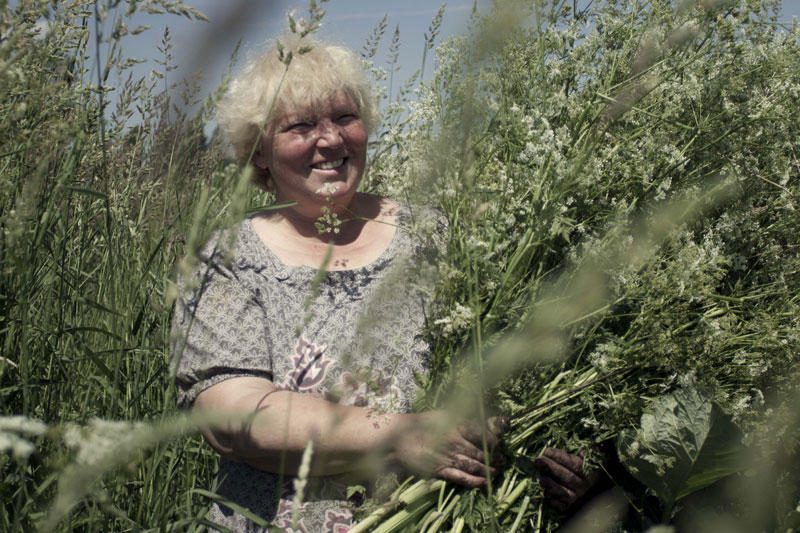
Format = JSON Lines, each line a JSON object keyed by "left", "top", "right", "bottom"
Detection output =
{"left": 1, "top": 0, "right": 799, "bottom": 531}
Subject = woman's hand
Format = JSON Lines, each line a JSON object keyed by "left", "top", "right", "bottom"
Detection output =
{"left": 391, "top": 412, "right": 505, "bottom": 488}
{"left": 534, "top": 448, "right": 601, "bottom": 511}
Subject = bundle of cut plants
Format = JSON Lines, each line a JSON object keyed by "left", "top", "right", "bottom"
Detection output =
{"left": 355, "top": 0, "right": 800, "bottom": 530}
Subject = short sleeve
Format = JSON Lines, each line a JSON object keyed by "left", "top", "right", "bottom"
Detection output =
{"left": 171, "top": 250, "right": 272, "bottom": 408}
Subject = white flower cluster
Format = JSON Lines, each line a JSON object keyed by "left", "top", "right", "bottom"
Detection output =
{"left": 588, "top": 341, "right": 623, "bottom": 372}
{"left": 0, "top": 416, "right": 47, "bottom": 460}
{"left": 63, "top": 418, "right": 146, "bottom": 466}
{"left": 433, "top": 302, "right": 475, "bottom": 336}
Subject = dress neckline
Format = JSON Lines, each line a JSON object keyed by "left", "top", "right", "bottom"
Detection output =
{"left": 243, "top": 212, "right": 404, "bottom": 279}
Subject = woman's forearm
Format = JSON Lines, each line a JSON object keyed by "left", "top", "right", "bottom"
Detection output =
{"left": 195, "top": 376, "right": 410, "bottom": 476}
{"left": 196, "top": 376, "right": 497, "bottom": 487}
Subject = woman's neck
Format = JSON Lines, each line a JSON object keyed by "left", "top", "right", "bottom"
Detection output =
{"left": 251, "top": 194, "right": 400, "bottom": 270}
{"left": 273, "top": 193, "right": 381, "bottom": 245}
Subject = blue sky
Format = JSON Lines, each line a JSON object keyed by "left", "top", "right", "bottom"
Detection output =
{"left": 105, "top": 0, "right": 800, "bottom": 119}
{"left": 119, "top": 1, "right": 482, "bottom": 100}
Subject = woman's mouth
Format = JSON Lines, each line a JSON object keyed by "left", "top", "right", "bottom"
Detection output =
{"left": 311, "top": 158, "right": 345, "bottom": 170}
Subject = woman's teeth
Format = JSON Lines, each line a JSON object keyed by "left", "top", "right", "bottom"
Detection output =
{"left": 313, "top": 158, "right": 344, "bottom": 170}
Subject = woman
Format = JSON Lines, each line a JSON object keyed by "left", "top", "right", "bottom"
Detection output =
{"left": 172, "top": 35, "right": 594, "bottom": 532}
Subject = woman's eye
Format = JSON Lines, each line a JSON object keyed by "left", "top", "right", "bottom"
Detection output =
{"left": 336, "top": 114, "right": 358, "bottom": 125}
{"left": 286, "top": 121, "right": 313, "bottom": 132}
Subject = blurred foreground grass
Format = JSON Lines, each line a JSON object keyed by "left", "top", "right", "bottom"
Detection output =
{"left": 1, "top": 0, "right": 799, "bottom": 531}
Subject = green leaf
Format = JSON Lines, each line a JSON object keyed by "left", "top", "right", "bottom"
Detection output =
{"left": 618, "top": 383, "right": 745, "bottom": 516}
{"left": 346, "top": 484, "right": 366, "bottom": 500}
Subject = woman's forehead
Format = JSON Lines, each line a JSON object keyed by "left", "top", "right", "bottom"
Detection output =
{"left": 277, "top": 91, "right": 358, "bottom": 120}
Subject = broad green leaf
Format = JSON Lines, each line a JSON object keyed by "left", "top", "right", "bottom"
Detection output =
{"left": 618, "top": 384, "right": 745, "bottom": 516}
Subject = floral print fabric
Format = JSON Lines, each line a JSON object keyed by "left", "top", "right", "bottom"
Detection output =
{"left": 171, "top": 209, "right": 437, "bottom": 532}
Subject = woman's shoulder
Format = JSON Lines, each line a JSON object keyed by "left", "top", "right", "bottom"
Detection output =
{"left": 364, "top": 196, "right": 447, "bottom": 266}
{"left": 194, "top": 219, "right": 252, "bottom": 263}
{"left": 397, "top": 202, "right": 447, "bottom": 248}
{"left": 180, "top": 218, "right": 271, "bottom": 285}
{"left": 367, "top": 194, "right": 446, "bottom": 234}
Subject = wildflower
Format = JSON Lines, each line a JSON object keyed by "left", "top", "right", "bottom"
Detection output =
{"left": 315, "top": 182, "right": 339, "bottom": 196}
{"left": 0, "top": 416, "right": 47, "bottom": 461}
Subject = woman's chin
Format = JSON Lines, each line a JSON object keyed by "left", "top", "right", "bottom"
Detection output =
{"left": 314, "top": 181, "right": 358, "bottom": 203}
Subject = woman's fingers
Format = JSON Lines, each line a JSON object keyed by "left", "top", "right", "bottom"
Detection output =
{"left": 457, "top": 417, "right": 506, "bottom": 450}
{"left": 539, "top": 474, "right": 577, "bottom": 501}
{"left": 454, "top": 433, "right": 498, "bottom": 463}
{"left": 448, "top": 452, "right": 495, "bottom": 477}
{"left": 394, "top": 420, "right": 498, "bottom": 488}
{"left": 541, "top": 447, "right": 584, "bottom": 475}
{"left": 535, "top": 448, "right": 606, "bottom": 512}
{"left": 434, "top": 451, "right": 495, "bottom": 487}
{"left": 434, "top": 465, "right": 487, "bottom": 488}
{"left": 539, "top": 475, "right": 576, "bottom": 510}
{"left": 457, "top": 420, "right": 487, "bottom": 446}
{"left": 534, "top": 455, "right": 585, "bottom": 490}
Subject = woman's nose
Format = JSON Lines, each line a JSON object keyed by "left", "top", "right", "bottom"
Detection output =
{"left": 315, "top": 121, "right": 343, "bottom": 147}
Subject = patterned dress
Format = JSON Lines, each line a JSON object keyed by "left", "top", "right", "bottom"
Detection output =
{"left": 172, "top": 209, "right": 439, "bottom": 532}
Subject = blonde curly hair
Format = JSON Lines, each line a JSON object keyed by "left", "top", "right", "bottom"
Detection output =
{"left": 216, "top": 35, "right": 378, "bottom": 190}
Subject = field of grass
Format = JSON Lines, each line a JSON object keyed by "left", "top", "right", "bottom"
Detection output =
{"left": 1, "top": 0, "right": 799, "bottom": 531}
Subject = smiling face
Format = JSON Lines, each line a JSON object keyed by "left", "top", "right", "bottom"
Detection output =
{"left": 255, "top": 92, "right": 368, "bottom": 218}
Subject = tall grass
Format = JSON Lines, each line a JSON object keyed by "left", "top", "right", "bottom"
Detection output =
{"left": 0, "top": 0, "right": 244, "bottom": 529}
{"left": 1, "top": 0, "right": 799, "bottom": 531}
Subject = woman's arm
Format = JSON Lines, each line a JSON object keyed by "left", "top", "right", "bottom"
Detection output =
{"left": 195, "top": 376, "right": 499, "bottom": 487}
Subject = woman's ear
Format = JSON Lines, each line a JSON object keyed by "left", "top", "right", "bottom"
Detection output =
{"left": 249, "top": 157, "right": 273, "bottom": 192}
{"left": 249, "top": 133, "right": 273, "bottom": 191}
{"left": 251, "top": 151, "right": 269, "bottom": 170}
